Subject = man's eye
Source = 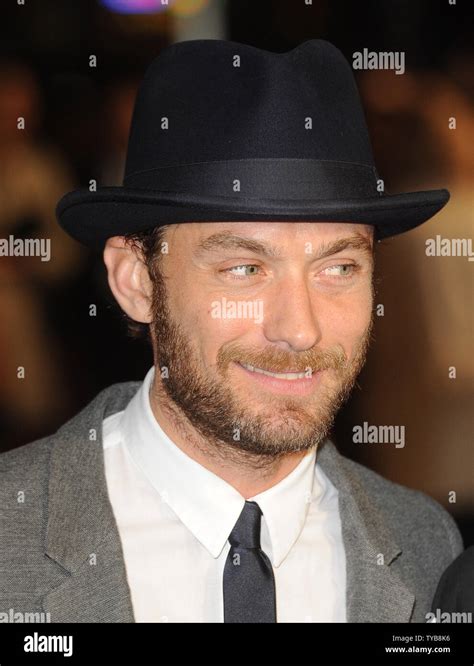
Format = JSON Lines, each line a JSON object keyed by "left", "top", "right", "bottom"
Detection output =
{"left": 321, "top": 263, "right": 358, "bottom": 278}
{"left": 222, "top": 264, "right": 261, "bottom": 278}
{"left": 220, "top": 263, "right": 359, "bottom": 280}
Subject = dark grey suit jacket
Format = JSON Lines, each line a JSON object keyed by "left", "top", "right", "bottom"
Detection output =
{"left": 0, "top": 381, "right": 463, "bottom": 622}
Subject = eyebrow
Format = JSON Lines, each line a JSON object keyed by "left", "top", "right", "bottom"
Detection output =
{"left": 194, "top": 231, "right": 373, "bottom": 261}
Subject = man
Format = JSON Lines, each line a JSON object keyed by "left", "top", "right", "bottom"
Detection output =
{"left": 0, "top": 39, "right": 463, "bottom": 623}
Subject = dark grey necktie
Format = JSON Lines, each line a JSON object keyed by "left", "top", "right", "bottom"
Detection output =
{"left": 223, "top": 500, "right": 277, "bottom": 622}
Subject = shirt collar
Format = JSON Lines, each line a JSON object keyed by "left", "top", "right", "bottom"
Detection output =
{"left": 120, "top": 366, "right": 322, "bottom": 567}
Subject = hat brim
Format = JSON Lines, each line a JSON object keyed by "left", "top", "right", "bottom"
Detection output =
{"left": 56, "top": 187, "right": 450, "bottom": 249}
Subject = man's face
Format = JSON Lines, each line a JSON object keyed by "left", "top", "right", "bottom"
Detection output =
{"left": 149, "top": 221, "right": 374, "bottom": 458}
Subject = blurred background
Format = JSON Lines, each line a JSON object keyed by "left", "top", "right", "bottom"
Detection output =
{"left": 0, "top": 0, "right": 472, "bottom": 545}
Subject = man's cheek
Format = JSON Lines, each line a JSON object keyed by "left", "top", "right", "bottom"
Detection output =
{"left": 323, "top": 306, "right": 368, "bottom": 340}
{"left": 197, "top": 310, "right": 249, "bottom": 364}
{"left": 205, "top": 292, "right": 263, "bottom": 329}
{"left": 325, "top": 318, "right": 370, "bottom": 364}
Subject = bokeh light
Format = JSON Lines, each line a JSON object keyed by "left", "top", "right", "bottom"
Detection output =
{"left": 99, "top": 0, "right": 171, "bottom": 15}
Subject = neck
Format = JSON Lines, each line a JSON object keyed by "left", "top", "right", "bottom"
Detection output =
{"left": 148, "top": 375, "right": 308, "bottom": 499}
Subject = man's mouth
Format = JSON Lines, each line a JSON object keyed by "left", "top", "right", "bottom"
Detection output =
{"left": 238, "top": 361, "right": 311, "bottom": 380}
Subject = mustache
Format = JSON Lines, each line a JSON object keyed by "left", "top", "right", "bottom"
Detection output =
{"left": 217, "top": 342, "right": 348, "bottom": 374}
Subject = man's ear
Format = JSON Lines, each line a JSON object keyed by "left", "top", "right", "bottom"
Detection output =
{"left": 103, "top": 236, "right": 153, "bottom": 324}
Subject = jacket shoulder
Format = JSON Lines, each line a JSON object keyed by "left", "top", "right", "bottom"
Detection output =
{"left": 342, "top": 453, "right": 464, "bottom": 559}
{"left": 0, "top": 435, "right": 53, "bottom": 483}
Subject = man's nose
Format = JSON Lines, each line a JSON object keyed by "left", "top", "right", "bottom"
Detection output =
{"left": 262, "top": 274, "right": 322, "bottom": 352}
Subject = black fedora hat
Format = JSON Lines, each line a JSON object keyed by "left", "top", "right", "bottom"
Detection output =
{"left": 57, "top": 39, "right": 449, "bottom": 249}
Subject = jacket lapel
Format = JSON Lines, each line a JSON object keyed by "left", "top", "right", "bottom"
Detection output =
{"left": 318, "top": 440, "right": 415, "bottom": 622}
{"left": 43, "top": 382, "right": 140, "bottom": 622}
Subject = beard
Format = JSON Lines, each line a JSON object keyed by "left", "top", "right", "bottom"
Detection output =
{"left": 149, "top": 269, "right": 373, "bottom": 461}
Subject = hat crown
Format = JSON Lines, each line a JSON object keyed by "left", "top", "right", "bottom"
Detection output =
{"left": 124, "top": 39, "right": 375, "bottom": 180}
{"left": 56, "top": 38, "right": 449, "bottom": 248}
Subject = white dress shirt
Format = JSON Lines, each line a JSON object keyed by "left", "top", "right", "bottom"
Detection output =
{"left": 102, "top": 366, "right": 346, "bottom": 622}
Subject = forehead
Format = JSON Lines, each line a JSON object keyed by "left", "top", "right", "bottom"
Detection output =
{"left": 171, "top": 221, "right": 374, "bottom": 250}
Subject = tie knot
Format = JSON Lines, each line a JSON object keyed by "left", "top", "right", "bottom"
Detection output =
{"left": 228, "top": 501, "right": 262, "bottom": 549}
